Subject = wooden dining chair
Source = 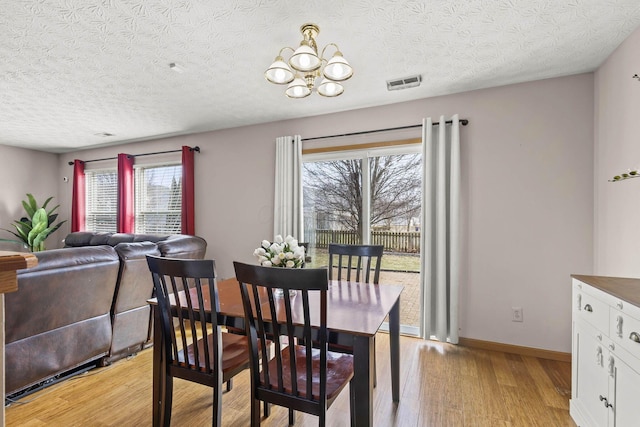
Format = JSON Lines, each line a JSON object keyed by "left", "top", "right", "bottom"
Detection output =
{"left": 327, "top": 243, "right": 383, "bottom": 386}
{"left": 328, "top": 243, "right": 383, "bottom": 284}
{"left": 233, "top": 261, "right": 355, "bottom": 427}
{"left": 147, "top": 255, "right": 251, "bottom": 427}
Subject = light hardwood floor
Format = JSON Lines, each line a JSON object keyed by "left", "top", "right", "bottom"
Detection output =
{"left": 6, "top": 334, "right": 576, "bottom": 426}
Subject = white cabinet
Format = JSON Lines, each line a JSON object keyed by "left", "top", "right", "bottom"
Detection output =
{"left": 571, "top": 276, "right": 640, "bottom": 427}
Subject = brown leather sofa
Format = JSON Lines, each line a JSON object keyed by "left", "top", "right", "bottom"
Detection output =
{"left": 6, "top": 232, "right": 207, "bottom": 397}
{"left": 63, "top": 232, "right": 207, "bottom": 364}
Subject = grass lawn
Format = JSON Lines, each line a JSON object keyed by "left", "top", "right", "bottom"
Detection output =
{"left": 306, "top": 248, "right": 420, "bottom": 273}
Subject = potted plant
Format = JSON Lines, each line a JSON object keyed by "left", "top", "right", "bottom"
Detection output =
{"left": 1, "top": 194, "right": 67, "bottom": 252}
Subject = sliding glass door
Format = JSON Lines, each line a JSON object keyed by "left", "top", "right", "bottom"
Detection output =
{"left": 302, "top": 145, "right": 422, "bottom": 335}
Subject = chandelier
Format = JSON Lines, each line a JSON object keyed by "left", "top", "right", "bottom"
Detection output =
{"left": 264, "top": 23, "right": 353, "bottom": 98}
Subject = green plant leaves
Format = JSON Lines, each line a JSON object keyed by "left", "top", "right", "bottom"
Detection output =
{"left": 1, "top": 194, "right": 67, "bottom": 252}
{"left": 27, "top": 208, "right": 49, "bottom": 246}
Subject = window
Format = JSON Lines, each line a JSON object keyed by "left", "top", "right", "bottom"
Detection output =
{"left": 85, "top": 169, "right": 117, "bottom": 232}
{"left": 302, "top": 144, "right": 422, "bottom": 335}
{"left": 77, "top": 147, "right": 195, "bottom": 235}
{"left": 134, "top": 164, "right": 182, "bottom": 234}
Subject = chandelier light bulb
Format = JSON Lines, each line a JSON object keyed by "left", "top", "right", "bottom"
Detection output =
{"left": 317, "top": 78, "right": 344, "bottom": 97}
{"left": 264, "top": 56, "right": 294, "bottom": 84}
{"left": 289, "top": 44, "right": 321, "bottom": 72}
{"left": 298, "top": 54, "right": 311, "bottom": 68}
{"left": 274, "top": 69, "right": 286, "bottom": 81}
{"left": 285, "top": 77, "right": 311, "bottom": 98}
{"left": 323, "top": 52, "right": 353, "bottom": 81}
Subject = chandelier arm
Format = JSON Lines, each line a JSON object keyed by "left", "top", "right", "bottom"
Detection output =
{"left": 320, "top": 43, "right": 340, "bottom": 61}
{"left": 278, "top": 46, "right": 296, "bottom": 58}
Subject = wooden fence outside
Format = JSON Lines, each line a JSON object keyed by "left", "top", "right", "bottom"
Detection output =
{"left": 311, "top": 229, "right": 420, "bottom": 253}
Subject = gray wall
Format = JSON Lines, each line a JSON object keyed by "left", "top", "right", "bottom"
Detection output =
{"left": 0, "top": 144, "right": 60, "bottom": 251}
{"left": 53, "top": 72, "right": 594, "bottom": 353}
{"left": 594, "top": 25, "right": 640, "bottom": 277}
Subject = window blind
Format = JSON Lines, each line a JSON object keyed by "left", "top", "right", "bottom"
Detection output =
{"left": 85, "top": 169, "right": 118, "bottom": 232}
{"left": 134, "top": 164, "right": 182, "bottom": 234}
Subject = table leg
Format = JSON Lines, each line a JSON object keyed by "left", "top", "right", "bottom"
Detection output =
{"left": 152, "top": 306, "right": 163, "bottom": 427}
{"left": 352, "top": 335, "right": 373, "bottom": 427}
{"left": 389, "top": 298, "right": 400, "bottom": 403}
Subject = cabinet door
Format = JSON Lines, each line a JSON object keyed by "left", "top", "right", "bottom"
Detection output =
{"left": 613, "top": 354, "right": 640, "bottom": 427}
{"left": 575, "top": 321, "right": 610, "bottom": 426}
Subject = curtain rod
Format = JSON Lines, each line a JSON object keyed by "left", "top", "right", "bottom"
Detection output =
{"left": 68, "top": 146, "right": 200, "bottom": 166}
{"left": 301, "top": 119, "right": 468, "bottom": 142}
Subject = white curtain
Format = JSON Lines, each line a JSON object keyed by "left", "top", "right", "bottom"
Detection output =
{"left": 273, "top": 135, "right": 303, "bottom": 239}
{"left": 420, "top": 115, "right": 461, "bottom": 343}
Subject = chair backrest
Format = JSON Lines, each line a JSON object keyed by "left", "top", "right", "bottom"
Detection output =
{"left": 146, "top": 255, "right": 223, "bottom": 378}
{"left": 233, "top": 262, "right": 329, "bottom": 409}
{"left": 328, "top": 243, "right": 383, "bottom": 284}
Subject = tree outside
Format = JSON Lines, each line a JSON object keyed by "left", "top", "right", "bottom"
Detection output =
{"left": 303, "top": 153, "right": 422, "bottom": 237}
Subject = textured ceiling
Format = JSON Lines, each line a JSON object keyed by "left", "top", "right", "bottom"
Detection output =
{"left": 2, "top": 0, "right": 640, "bottom": 153}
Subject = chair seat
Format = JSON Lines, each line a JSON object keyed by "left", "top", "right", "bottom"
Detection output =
{"left": 178, "top": 332, "right": 250, "bottom": 375}
{"left": 263, "top": 345, "right": 353, "bottom": 401}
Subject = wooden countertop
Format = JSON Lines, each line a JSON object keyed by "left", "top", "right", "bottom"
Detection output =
{"left": 0, "top": 251, "right": 38, "bottom": 294}
{"left": 572, "top": 274, "right": 640, "bottom": 307}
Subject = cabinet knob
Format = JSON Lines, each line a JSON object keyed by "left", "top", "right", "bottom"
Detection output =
{"left": 617, "top": 301, "right": 624, "bottom": 309}
{"left": 584, "top": 304, "right": 593, "bottom": 312}
{"left": 609, "top": 343, "right": 615, "bottom": 351}
{"left": 630, "top": 332, "right": 640, "bottom": 343}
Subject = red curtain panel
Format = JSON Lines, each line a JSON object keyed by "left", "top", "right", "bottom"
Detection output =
{"left": 181, "top": 146, "right": 195, "bottom": 235}
{"left": 71, "top": 159, "right": 86, "bottom": 232}
{"left": 117, "top": 153, "right": 135, "bottom": 233}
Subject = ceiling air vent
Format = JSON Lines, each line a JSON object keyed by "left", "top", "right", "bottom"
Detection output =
{"left": 386, "top": 75, "right": 422, "bottom": 91}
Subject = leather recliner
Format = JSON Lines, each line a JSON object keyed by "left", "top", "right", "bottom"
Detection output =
{"left": 6, "top": 246, "right": 120, "bottom": 395}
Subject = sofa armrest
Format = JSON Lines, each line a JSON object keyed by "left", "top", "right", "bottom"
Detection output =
{"left": 112, "top": 241, "right": 160, "bottom": 313}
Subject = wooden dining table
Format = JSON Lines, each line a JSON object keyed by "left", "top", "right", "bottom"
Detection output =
{"left": 149, "top": 277, "right": 403, "bottom": 427}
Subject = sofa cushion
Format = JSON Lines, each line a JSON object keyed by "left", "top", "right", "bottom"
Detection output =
{"left": 157, "top": 235, "right": 207, "bottom": 259}
{"left": 18, "top": 245, "right": 119, "bottom": 273}
{"left": 63, "top": 231, "right": 109, "bottom": 247}
{"left": 63, "top": 232, "right": 207, "bottom": 259}
{"left": 107, "top": 233, "right": 167, "bottom": 245}
{"left": 113, "top": 241, "right": 161, "bottom": 260}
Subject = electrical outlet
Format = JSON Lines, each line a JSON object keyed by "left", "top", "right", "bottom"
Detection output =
{"left": 512, "top": 307, "right": 523, "bottom": 322}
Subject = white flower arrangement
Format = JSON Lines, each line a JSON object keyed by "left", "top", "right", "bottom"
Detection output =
{"left": 253, "top": 234, "right": 305, "bottom": 268}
